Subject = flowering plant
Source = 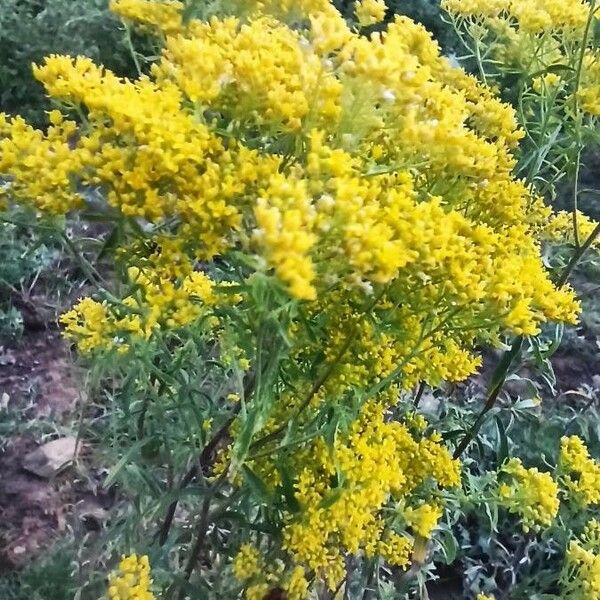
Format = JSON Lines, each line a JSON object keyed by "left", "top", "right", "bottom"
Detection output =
{"left": 1, "top": 0, "right": 599, "bottom": 598}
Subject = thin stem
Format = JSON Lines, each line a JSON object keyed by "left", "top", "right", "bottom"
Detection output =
{"left": 250, "top": 287, "right": 388, "bottom": 451}
{"left": 178, "top": 494, "right": 213, "bottom": 598}
{"left": 413, "top": 381, "right": 426, "bottom": 408}
{"left": 168, "top": 474, "right": 227, "bottom": 600}
{"left": 453, "top": 336, "right": 524, "bottom": 459}
{"left": 250, "top": 328, "right": 358, "bottom": 452}
{"left": 156, "top": 408, "right": 240, "bottom": 546}
{"left": 572, "top": 148, "right": 583, "bottom": 249}
{"left": 473, "top": 34, "right": 488, "bottom": 85}
{"left": 570, "top": 0, "right": 597, "bottom": 247}
{"left": 557, "top": 221, "right": 600, "bottom": 287}
{"left": 124, "top": 22, "right": 142, "bottom": 77}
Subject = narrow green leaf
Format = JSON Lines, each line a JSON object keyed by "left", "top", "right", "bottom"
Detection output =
{"left": 494, "top": 415, "right": 509, "bottom": 464}
{"left": 242, "top": 465, "right": 271, "bottom": 503}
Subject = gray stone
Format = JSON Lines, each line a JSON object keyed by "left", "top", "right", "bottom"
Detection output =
{"left": 22, "top": 437, "right": 78, "bottom": 478}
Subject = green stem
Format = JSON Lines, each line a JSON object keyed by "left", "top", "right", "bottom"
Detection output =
{"left": 124, "top": 22, "right": 143, "bottom": 77}
{"left": 557, "top": 221, "right": 600, "bottom": 287}
{"left": 250, "top": 286, "right": 388, "bottom": 452}
{"left": 453, "top": 336, "right": 524, "bottom": 459}
{"left": 572, "top": 149, "right": 582, "bottom": 249}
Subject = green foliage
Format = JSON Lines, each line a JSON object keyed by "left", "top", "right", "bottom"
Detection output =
{"left": 0, "top": 0, "right": 138, "bottom": 127}
{"left": 335, "top": 0, "right": 458, "bottom": 51}
{"left": 0, "top": 206, "right": 103, "bottom": 339}
{"left": 0, "top": 207, "right": 55, "bottom": 338}
{"left": 0, "top": 542, "right": 76, "bottom": 600}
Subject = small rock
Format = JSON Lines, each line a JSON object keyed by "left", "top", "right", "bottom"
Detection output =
{"left": 419, "top": 391, "right": 440, "bottom": 415}
{"left": 22, "top": 437, "right": 78, "bottom": 478}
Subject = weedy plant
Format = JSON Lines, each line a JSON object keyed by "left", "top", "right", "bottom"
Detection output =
{"left": 0, "top": 0, "right": 599, "bottom": 598}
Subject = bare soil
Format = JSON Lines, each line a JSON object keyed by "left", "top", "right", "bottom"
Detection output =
{"left": 0, "top": 329, "right": 98, "bottom": 571}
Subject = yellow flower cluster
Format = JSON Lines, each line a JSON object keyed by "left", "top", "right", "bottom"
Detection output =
{"left": 232, "top": 543, "right": 262, "bottom": 581}
{"left": 562, "top": 522, "right": 600, "bottom": 600}
{"left": 0, "top": 1, "right": 592, "bottom": 596}
{"left": 583, "top": 519, "right": 600, "bottom": 549}
{"left": 110, "top": 0, "right": 183, "bottom": 34}
{"left": 377, "top": 532, "right": 413, "bottom": 567}
{"left": 224, "top": 0, "right": 332, "bottom": 22}
{"left": 60, "top": 264, "right": 218, "bottom": 353}
{"left": 253, "top": 174, "right": 317, "bottom": 300}
{"left": 108, "top": 554, "right": 154, "bottom": 600}
{"left": 543, "top": 211, "right": 600, "bottom": 249}
{"left": 281, "top": 401, "right": 460, "bottom": 588}
{"left": 403, "top": 503, "right": 443, "bottom": 539}
{"left": 232, "top": 544, "right": 309, "bottom": 600}
{"left": 0, "top": 0, "right": 579, "bottom": 357}
{"left": 355, "top": 0, "right": 387, "bottom": 27}
{"left": 28, "top": 53, "right": 281, "bottom": 255}
{"left": 532, "top": 72, "right": 563, "bottom": 93}
{"left": 155, "top": 15, "right": 343, "bottom": 132}
{"left": 0, "top": 113, "right": 84, "bottom": 213}
{"left": 578, "top": 50, "right": 600, "bottom": 116}
{"left": 284, "top": 566, "right": 310, "bottom": 600}
{"left": 559, "top": 436, "right": 600, "bottom": 507}
{"left": 497, "top": 458, "right": 560, "bottom": 531}
{"left": 442, "top": 0, "right": 597, "bottom": 107}
{"left": 442, "top": 0, "right": 590, "bottom": 32}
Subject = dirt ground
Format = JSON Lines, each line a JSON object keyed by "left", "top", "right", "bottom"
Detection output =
{"left": 0, "top": 329, "right": 106, "bottom": 571}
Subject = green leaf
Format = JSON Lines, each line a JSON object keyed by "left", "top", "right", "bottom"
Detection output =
{"left": 438, "top": 528, "right": 458, "bottom": 564}
{"left": 319, "top": 486, "right": 343, "bottom": 509}
{"left": 494, "top": 415, "right": 509, "bottom": 464}
{"left": 278, "top": 464, "right": 301, "bottom": 513}
{"left": 487, "top": 336, "right": 524, "bottom": 395}
{"left": 529, "top": 64, "right": 575, "bottom": 80}
{"left": 242, "top": 465, "right": 271, "bottom": 503}
{"left": 140, "top": 436, "right": 162, "bottom": 460}
{"left": 96, "top": 225, "right": 121, "bottom": 261}
{"left": 103, "top": 439, "right": 148, "bottom": 489}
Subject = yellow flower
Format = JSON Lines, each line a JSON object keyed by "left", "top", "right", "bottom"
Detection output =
{"left": 280, "top": 401, "right": 459, "bottom": 587}
{"left": 110, "top": 0, "right": 183, "bottom": 34}
{"left": 246, "top": 583, "right": 270, "bottom": 600}
{"left": 232, "top": 543, "right": 262, "bottom": 581}
{"left": 107, "top": 554, "right": 154, "bottom": 600}
{"left": 355, "top": 0, "right": 387, "bottom": 26}
{"left": 562, "top": 523, "right": 600, "bottom": 600}
{"left": 404, "top": 503, "right": 443, "bottom": 539}
{"left": 559, "top": 436, "right": 600, "bottom": 507}
{"left": 532, "top": 72, "right": 562, "bottom": 93}
{"left": 377, "top": 532, "right": 412, "bottom": 567}
{"left": 284, "top": 566, "right": 310, "bottom": 600}
{"left": 0, "top": 5, "right": 588, "bottom": 596}
{"left": 497, "top": 458, "right": 560, "bottom": 531}
{"left": 443, "top": 0, "right": 589, "bottom": 32}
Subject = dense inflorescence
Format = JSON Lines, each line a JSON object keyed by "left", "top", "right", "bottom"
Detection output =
{"left": 497, "top": 458, "right": 560, "bottom": 532}
{"left": 442, "top": 0, "right": 590, "bottom": 31}
{"left": 559, "top": 436, "right": 600, "bottom": 507}
{"left": 561, "top": 520, "right": 600, "bottom": 600}
{"left": 108, "top": 554, "right": 154, "bottom": 600}
{"left": 0, "top": 0, "right": 595, "bottom": 597}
